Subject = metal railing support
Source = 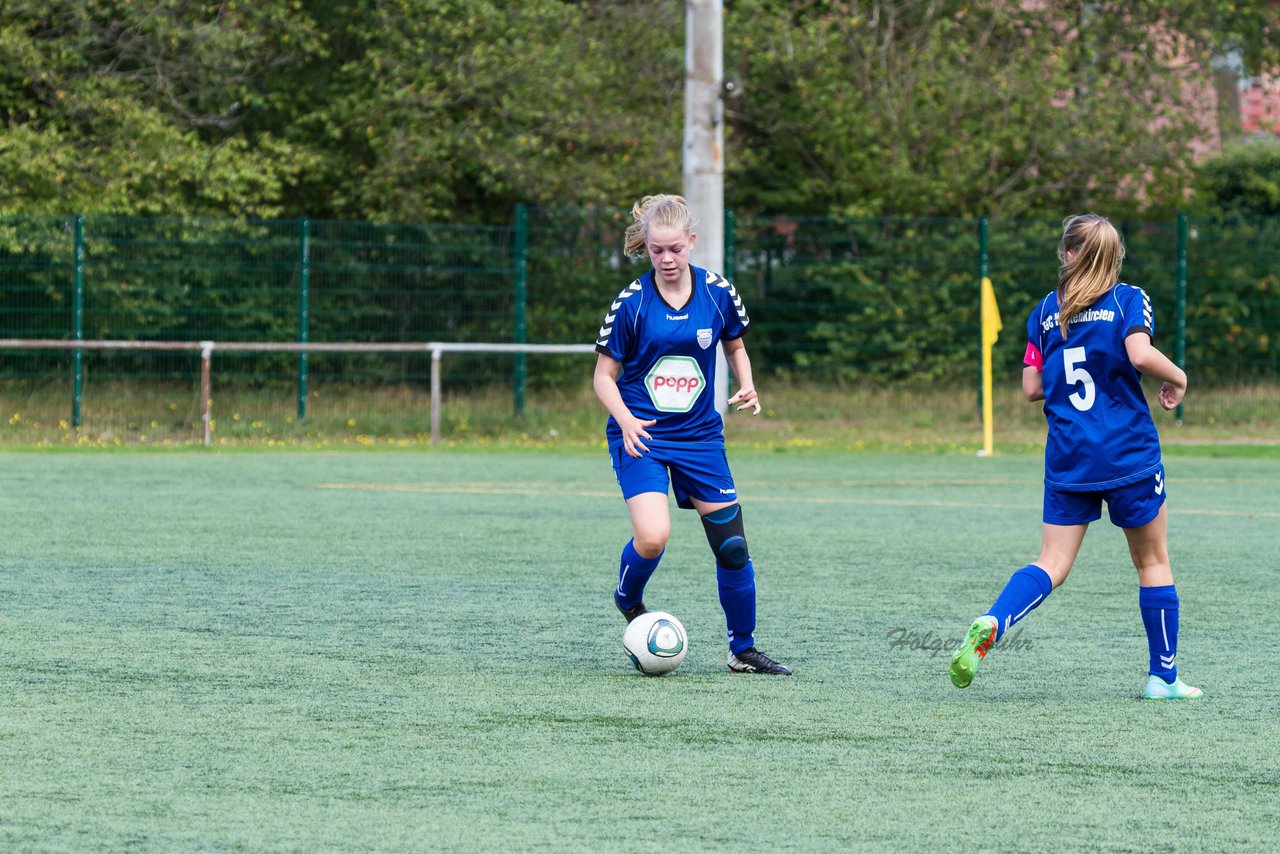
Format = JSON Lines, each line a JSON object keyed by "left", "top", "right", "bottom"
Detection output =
{"left": 430, "top": 346, "right": 443, "bottom": 445}
{"left": 201, "top": 341, "right": 214, "bottom": 446}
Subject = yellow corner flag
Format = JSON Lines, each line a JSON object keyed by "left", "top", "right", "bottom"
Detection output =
{"left": 980, "top": 277, "right": 1001, "bottom": 457}
{"left": 981, "top": 276, "right": 1002, "bottom": 347}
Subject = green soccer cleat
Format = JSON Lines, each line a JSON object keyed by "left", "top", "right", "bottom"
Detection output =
{"left": 950, "top": 615, "right": 998, "bottom": 689}
{"left": 1143, "top": 674, "right": 1204, "bottom": 700}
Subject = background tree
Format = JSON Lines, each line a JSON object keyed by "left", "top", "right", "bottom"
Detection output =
{"left": 0, "top": 0, "right": 321, "bottom": 217}
{"left": 251, "top": 0, "right": 687, "bottom": 223}
{"left": 1194, "top": 140, "right": 1280, "bottom": 216}
{"left": 2, "top": 0, "right": 1279, "bottom": 222}
{"left": 725, "top": 0, "right": 1280, "bottom": 219}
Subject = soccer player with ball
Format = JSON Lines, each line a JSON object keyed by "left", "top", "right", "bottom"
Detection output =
{"left": 593, "top": 194, "right": 791, "bottom": 675}
{"left": 950, "top": 214, "right": 1201, "bottom": 700}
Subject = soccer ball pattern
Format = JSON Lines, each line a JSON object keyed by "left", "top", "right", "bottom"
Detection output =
{"left": 622, "top": 611, "right": 688, "bottom": 675}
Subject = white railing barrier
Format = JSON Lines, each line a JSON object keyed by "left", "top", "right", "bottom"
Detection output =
{"left": 0, "top": 339, "right": 596, "bottom": 445}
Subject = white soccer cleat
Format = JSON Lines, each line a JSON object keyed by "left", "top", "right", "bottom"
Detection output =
{"left": 1143, "top": 674, "right": 1203, "bottom": 700}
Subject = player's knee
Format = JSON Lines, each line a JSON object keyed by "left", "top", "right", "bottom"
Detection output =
{"left": 634, "top": 527, "right": 669, "bottom": 558}
{"left": 701, "top": 504, "right": 749, "bottom": 570}
{"left": 1034, "top": 556, "right": 1071, "bottom": 588}
{"left": 718, "top": 536, "right": 749, "bottom": 569}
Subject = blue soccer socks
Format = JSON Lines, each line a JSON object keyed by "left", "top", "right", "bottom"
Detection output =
{"left": 984, "top": 564, "right": 1054, "bottom": 641}
{"left": 952, "top": 564, "right": 1050, "bottom": 689}
{"left": 1139, "top": 584, "right": 1180, "bottom": 682}
{"left": 717, "top": 560, "right": 757, "bottom": 655}
{"left": 615, "top": 539, "right": 662, "bottom": 611}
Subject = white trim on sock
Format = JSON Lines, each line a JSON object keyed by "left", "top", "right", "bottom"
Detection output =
{"left": 1012, "top": 594, "right": 1043, "bottom": 624}
{"left": 616, "top": 565, "right": 630, "bottom": 597}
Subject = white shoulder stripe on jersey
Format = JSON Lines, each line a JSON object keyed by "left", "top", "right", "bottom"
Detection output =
{"left": 1115, "top": 283, "right": 1154, "bottom": 331}
{"left": 705, "top": 271, "right": 750, "bottom": 327}
{"left": 1139, "top": 286, "right": 1153, "bottom": 330}
{"left": 597, "top": 279, "right": 643, "bottom": 347}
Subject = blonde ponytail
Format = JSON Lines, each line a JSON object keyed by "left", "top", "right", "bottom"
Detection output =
{"left": 1057, "top": 214, "right": 1125, "bottom": 339}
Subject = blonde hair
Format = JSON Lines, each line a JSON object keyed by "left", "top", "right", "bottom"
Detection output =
{"left": 1056, "top": 214, "right": 1125, "bottom": 339}
{"left": 623, "top": 194, "right": 698, "bottom": 259}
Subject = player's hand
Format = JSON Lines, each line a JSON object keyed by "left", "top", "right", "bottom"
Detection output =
{"left": 621, "top": 416, "right": 657, "bottom": 457}
{"left": 1157, "top": 380, "right": 1185, "bottom": 410}
{"left": 728, "top": 387, "right": 761, "bottom": 416}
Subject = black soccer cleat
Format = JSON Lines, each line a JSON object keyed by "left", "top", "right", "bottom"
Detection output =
{"left": 727, "top": 647, "right": 793, "bottom": 675}
{"left": 615, "top": 595, "right": 648, "bottom": 624}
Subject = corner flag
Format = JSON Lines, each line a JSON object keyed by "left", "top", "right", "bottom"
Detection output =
{"left": 980, "top": 277, "right": 1001, "bottom": 456}
{"left": 981, "top": 276, "right": 1002, "bottom": 348}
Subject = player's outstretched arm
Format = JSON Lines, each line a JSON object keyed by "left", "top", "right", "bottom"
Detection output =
{"left": 723, "top": 338, "right": 760, "bottom": 415}
{"left": 1022, "top": 366, "right": 1044, "bottom": 402}
{"left": 593, "top": 354, "right": 656, "bottom": 456}
{"left": 1125, "top": 333, "right": 1187, "bottom": 410}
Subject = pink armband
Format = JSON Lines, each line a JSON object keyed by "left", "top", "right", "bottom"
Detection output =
{"left": 1024, "top": 341, "right": 1043, "bottom": 371}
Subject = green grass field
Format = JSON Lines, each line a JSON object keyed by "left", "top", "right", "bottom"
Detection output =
{"left": 2, "top": 447, "right": 1277, "bottom": 850}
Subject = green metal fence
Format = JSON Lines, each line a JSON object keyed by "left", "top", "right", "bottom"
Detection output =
{"left": 0, "top": 209, "right": 1276, "bottom": 442}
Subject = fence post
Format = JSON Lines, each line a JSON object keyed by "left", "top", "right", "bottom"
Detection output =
{"left": 513, "top": 203, "right": 529, "bottom": 416}
{"left": 297, "top": 217, "right": 311, "bottom": 421}
{"left": 1174, "top": 212, "right": 1188, "bottom": 425}
{"left": 72, "top": 215, "right": 85, "bottom": 428}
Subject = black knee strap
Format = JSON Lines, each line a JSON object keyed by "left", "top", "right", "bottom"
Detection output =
{"left": 701, "top": 504, "right": 749, "bottom": 569}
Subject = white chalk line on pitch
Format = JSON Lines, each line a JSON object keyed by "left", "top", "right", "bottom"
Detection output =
{"left": 313, "top": 483, "right": 1279, "bottom": 518}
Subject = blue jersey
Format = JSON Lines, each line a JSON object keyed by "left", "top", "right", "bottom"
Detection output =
{"left": 1024, "top": 283, "right": 1162, "bottom": 491}
{"left": 595, "top": 266, "right": 749, "bottom": 447}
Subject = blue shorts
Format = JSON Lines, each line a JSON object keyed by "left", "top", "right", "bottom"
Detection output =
{"left": 610, "top": 441, "right": 737, "bottom": 509}
{"left": 1043, "top": 465, "right": 1167, "bottom": 528}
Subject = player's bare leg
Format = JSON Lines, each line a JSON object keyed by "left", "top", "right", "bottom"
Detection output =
{"left": 615, "top": 492, "right": 670, "bottom": 622}
{"left": 1034, "top": 522, "right": 1090, "bottom": 589}
{"left": 627, "top": 492, "right": 671, "bottom": 559}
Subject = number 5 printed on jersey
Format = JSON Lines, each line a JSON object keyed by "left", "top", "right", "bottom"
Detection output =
{"left": 1064, "top": 347, "right": 1095, "bottom": 411}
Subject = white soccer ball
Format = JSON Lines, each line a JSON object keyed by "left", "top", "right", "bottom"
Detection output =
{"left": 623, "top": 611, "right": 688, "bottom": 676}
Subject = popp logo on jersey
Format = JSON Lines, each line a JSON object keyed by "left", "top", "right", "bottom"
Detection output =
{"left": 645, "top": 355, "right": 706, "bottom": 413}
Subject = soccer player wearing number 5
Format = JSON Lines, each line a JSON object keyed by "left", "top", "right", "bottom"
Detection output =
{"left": 593, "top": 194, "right": 791, "bottom": 675}
{"left": 950, "top": 214, "right": 1202, "bottom": 699}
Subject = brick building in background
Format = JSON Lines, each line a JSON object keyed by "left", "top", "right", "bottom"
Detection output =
{"left": 1238, "top": 76, "right": 1280, "bottom": 135}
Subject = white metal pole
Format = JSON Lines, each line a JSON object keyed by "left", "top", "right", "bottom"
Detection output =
{"left": 430, "top": 346, "right": 443, "bottom": 445}
{"left": 200, "top": 341, "right": 214, "bottom": 446}
{"left": 684, "top": 0, "right": 728, "bottom": 414}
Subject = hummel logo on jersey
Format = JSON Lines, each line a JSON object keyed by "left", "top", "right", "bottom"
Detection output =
{"left": 1154, "top": 472, "right": 1164, "bottom": 495}
{"left": 666, "top": 313, "right": 688, "bottom": 320}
